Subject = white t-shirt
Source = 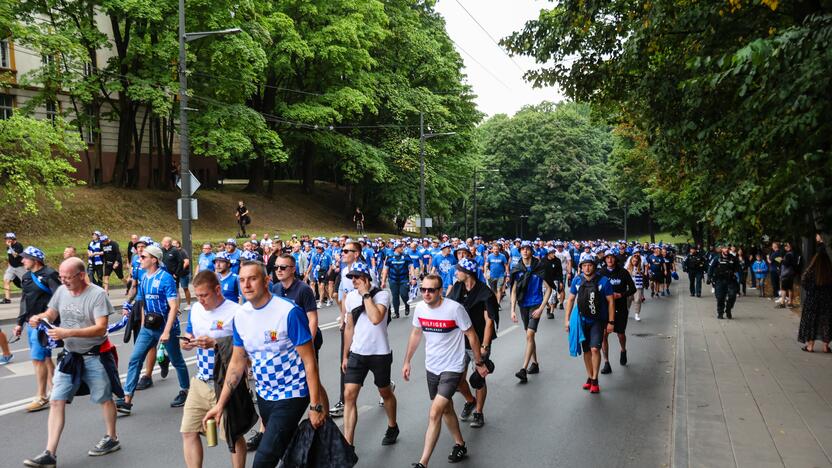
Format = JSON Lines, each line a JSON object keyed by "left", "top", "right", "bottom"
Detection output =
{"left": 339, "top": 262, "right": 356, "bottom": 302}
{"left": 345, "top": 289, "right": 392, "bottom": 356}
{"left": 555, "top": 250, "right": 571, "bottom": 274}
{"left": 186, "top": 299, "right": 239, "bottom": 381}
{"left": 412, "top": 298, "right": 472, "bottom": 374}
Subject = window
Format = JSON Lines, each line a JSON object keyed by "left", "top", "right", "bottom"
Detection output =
{"left": 0, "top": 38, "right": 9, "bottom": 69}
{"left": 41, "top": 54, "right": 55, "bottom": 66}
{"left": 0, "top": 94, "right": 12, "bottom": 119}
{"left": 82, "top": 104, "right": 95, "bottom": 143}
{"left": 45, "top": 100, "right": 57, "bottom": 124}
{"left": 83, "top": 61, "right": 94, "bottom": 77}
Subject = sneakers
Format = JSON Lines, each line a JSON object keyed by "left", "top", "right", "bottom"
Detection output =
{"left": 325, "top": 299, "right": 333, "bottom": 307}
{"left": 726, "top": 311, "right": 733, "bottom": 319}
{"left": 329, "top": 400, "right": 345, "bottom": 417}
{"left": 115, "top": 398, "right": 132, "bottom": 415}
{"left": 527, "top": 362, "right": 540, "bottom": 374}
{"left": 405, "top": 306, "right": 410, "bottom": 316}
{"left": 171, "top": 390, "right": 188, "bottom": 407}
{"left": 135, "top": 375, "right": 153, "bottom": 391}
{"left": 460, "top": 398, "right": 477, "bottom": 421}
{"left": 559, "top": 303, "right": 564, "bottom": 310}
{"left": 634, "top": 313, "right": 641, "bottom": 321}
{"left": 160, "top": 355, "right": 171, "bottom": 379}
{"left": 546, "top": 311, "right": 555, "bottom": 319}
{"left": 470, "top": 412, "right": 484, "bottom": 428}
{"left": 1, "top": 298, "right": 11, "bottom": 304}
{"left": 316, "top": 301, "right": 323, "bottom": 309}
{"left": 515, "top": 368, "right": 528, "bottom": 383}
{"left": 717, "top": 314, "right": 724, "bottom": 320}
{"left": 88, "top": 435, "right": 121, "bottom": 456}
{"left": 448, "top": 443, "right": 467, "bottom": 463}
{"left": 393, "top": 311, "right": 400, "bottom": 319}
{"left": 26, "top": 396, "right": 50, "bottom": 413}
{"left": 412, "top": 464, "right": 427, "bottom": 468}
{"left": 582, "top": 378, "right": 592, "bottom": 390}
{"left": 620, "top": 350, "right": 628, "bottom": 366}
{"left": 246, "top": 431, "right": 263, "bottom": 451}
{"left": 0, "top": 353, "right": 13, "bottom": 365}
{"left": 589, "top": 379, "right": 600, "bottom": 393}
{"left": 23, "top": 450, "right": 56, "bottom": 468}
{"left": 600, "top": 361, "right": 612, "bottom": 374}
{"left": 380, "top": 381, "right": 396, "bottom": 407}
{"left": 381, "top": 424, "right": 399, "bottom": 446}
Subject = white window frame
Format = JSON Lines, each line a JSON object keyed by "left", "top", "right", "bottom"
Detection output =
{"left": 45, "top": 100, "right": 57, "bottom": 123}
{"left": 83, "top": 105, "right": 95, "bottom": 143}
{"left": 0, "top": 94, "right": 13, "bottom": 119}
{"left": 0, "top": 38, "right": 9, "bottom": 69}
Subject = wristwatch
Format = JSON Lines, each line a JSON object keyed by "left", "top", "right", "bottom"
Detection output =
{"left": 607, "top": 320, "right": 615, "bottom": 325}
{"left": 309, "top": 403, "right": 323, "bottom": 413}
{"left": 362, "top": 292, "right": 372, "bottom": 300}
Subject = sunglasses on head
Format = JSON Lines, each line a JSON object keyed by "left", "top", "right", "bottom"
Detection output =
{"left": 275, "top": 264, "right": 293, "bottom": 270}
{"left": 420, "top": 287, "right": 439, "bottom": 294}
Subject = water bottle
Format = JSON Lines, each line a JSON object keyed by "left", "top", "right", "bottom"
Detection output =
{"left": 157, "top": 343, "right": 167, "bottom": 364}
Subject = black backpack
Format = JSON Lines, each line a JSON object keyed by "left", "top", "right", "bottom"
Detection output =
{"left": 576, "top": 276, "right": 604, "bottom": 320}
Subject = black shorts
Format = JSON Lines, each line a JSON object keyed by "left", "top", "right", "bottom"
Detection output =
{"left": 780, "top": 277, "right": 794, "bottom": 290}
{"left": 104, "top": 262, "right": 124, "bottom": 279}
{"left": 426, "top": 370, "right": 462, "bottom": 400}
{"left": 344, "top": 352, "right": 393, "bottom": 388}
{"left": 580, "top": 319, "right": 604, "bottom": 353}
{"left": 612, "top": 310, "right": 629, "bottom": 334}
{"left": 88, "top": 264, "right": 104, "bottom": 276}
{"left": 327, "top": 270, "right": 339, "bottom": 283}
{"left": 519, "top": 305, "right": 541, "bottom": 332}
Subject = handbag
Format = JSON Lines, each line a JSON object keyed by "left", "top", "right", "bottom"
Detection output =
{"left": 144, "top": 313, "right": 164, "bottom": 330}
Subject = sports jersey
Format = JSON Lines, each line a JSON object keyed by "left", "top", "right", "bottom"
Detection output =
{"left": 232, "top": 295, "right": 312, "bottom": 401}
{"left": 345, "top": 289, "right": 392, "bottom": 355}
{"left": 487, "top": 253, "right": 507, "bottom": 279}
{"left": 647, "top": 254, "right": 664, "bottom": 274}
{"left": 407, "top": 248, "right": 422, "bottom": 270}
{"left": 226, "top": 249, "right": 241, "bottom": 274}
{"left": 186, "top": 299, "right": 238, "bottom": 381}
{"left": 385, "top": 254, "right": 413, "bottom": 283}
{"left": 310, "top": 252, "right": 331, "bottom": 277}
{"left": 412, "top": 298, "right": 472, "bottom": 374}
{"left": 432, "top": 253, "right": 457, "bottom": 289}
{"left": 219, "top": 272, "right": 241, "bottom": 303}
{"left": 420, "top": 247, "right": 432, "bottom": 268}
{"left": 198, "top": 252, "right": 215, "bottom": 272}
{"left": 131, "top": 254, "right": 143, "bottom": 282}
{"left": 509, "top": 247, "right": 522, "bottom": 268}
{"left": 88, "top": 240, "right": 103, "bottom": 265}
{"left": 136, "top": 268, "right": 178, "bottom": 320}
{"left": 569, "top": 274, "right": 614, "bottom": 322}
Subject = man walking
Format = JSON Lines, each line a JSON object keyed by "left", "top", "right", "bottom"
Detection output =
{"left": 599, "top": 251, "right": 636, "bottom": 374}
{"left": 381, "top": 241, "right": 416, "bottom": 318}
{"left": 23, "top": 257, "right": 120, "bottom": 467}
{"left": 402, "top": 274, "right": 489, "bottom": 468}
{"left": 683, "top": 245, "right": 707, "bottom": 297}
{"left": 100, "top": 235, "right": 126, "bottom": 294}
{"left": 13, "top": 247, "right": 61, "bottom": 413}
{"left": 708, "top": 243, "right": 741, "bottom": 319}
{"left": 4, "top": 232, "right": 25, "bottom": 303}
{"left": 509, "top": 241, "right": 553, "bottom": 383}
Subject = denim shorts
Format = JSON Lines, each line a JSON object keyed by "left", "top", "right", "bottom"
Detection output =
{"left": 26, "top": 323, "right": 51, "bottom": 361}
{"left": 180, "top": 273, "right": 191, "bottom": 289}
{"left": 51, "top": 355, "right": 112, "bottom": 404}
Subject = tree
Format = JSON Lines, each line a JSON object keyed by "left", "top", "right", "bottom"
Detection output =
{"left": 0, "top": 115, "right": 83, "bottom": 213}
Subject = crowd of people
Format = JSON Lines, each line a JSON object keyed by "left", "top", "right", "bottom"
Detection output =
{"left": 0, "top": 226, "right": 828, "bottom": 468}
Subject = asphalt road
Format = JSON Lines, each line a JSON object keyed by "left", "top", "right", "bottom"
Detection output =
{"left": 0, "top": 288, "right": 676, "bottom": 467}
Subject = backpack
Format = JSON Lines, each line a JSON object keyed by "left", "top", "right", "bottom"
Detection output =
{"left": 576, "top": 276, "right": 604, "bottom": 320}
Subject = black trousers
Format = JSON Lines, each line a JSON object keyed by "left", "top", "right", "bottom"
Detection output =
{"left": 714, "top": 280, "right": 738, "bottom": 316}
{"left": 688, "top": 271, "right": 703, "bottom": 296}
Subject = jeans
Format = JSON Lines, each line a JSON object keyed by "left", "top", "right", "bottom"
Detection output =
{"left": 389, "top": 280, "right": 410, "bottom": 314}
{"left": 254, "top": 395, "right": 309, "bottom": 468}
{"left": 770, "top": 270, "right": 780, "bottom": 295}
{"left": 688, "top": 271, "right": 703, "bottom": 296}
{"left": 124, "top": 321, "right": 190, "bottom": 395}
{"left": 714, "top": 280, "right": 738, "bottom": 317}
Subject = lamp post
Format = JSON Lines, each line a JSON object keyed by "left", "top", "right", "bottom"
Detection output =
{"left": 178, "top": 0, "right": 239, "bottom": 270}
{"left": 473, "top": 168, "right": 499, "bottom": 238}
{"left": 418, "top": 111, "right": 455, "bottom": 236}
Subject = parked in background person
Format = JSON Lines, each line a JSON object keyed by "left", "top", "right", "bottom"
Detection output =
{"left": 797, "top": 249, "right": 832, "bottom": 353}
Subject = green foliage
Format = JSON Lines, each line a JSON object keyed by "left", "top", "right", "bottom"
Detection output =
{"left": 0, "top": 116, "right": 83, "bottom": 213}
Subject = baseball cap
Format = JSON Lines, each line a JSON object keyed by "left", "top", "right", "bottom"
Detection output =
{"left": 241, "top": 250, "right": 260, "bottom": 262}
{"left": 440, "top": 242, "right": 451, "bottom": 250}
{"left": 144, "top": 245, "right": 163, "bottom": 261}
{"left": 226, "top": 238, "right": 237, "bottom": 245}
{"left": 4, "top": 232, "right": 16, "bottom": 240}
{"left": 136, "top": 236, "right": 152, "bottom": 246}
{"left": 99, "top": 234, "right": 109, "bottom": 242}
{"left": 520, "top": 241, "right": 533, "bottom": 249}
{"left": 345, "top": 262, "right": 372, "bottom": 279}
{"left": 22, "top": 246, "right": 45, "bottom": 263}
{"left": 213, "top": 252, "right": 230, "bottom": 263}
{"left": 456, "top": 258, "right": 478, "bottom": 276}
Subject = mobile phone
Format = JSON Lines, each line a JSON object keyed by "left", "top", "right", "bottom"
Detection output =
{"left": 41, "top": 319, "right": 55, "bottom": 330}
{"left": 178, "top": 336, "right": 192, "bottom": 342}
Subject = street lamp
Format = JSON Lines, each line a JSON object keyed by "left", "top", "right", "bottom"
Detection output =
{"left": 419, "top": 111, "right": 456, "bottom": 236}
{"left": 178, "top": 0, "right": 240, "bottom": 270}
{"left": 473, "top": 168, "right": 499, "bottom": 238}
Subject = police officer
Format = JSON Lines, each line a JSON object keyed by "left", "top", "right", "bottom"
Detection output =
{"left": 707, "top": 243, "right": 741, "bottom": 319}
{"left": 682, "top": 245, "right": 707, "bottom": 297}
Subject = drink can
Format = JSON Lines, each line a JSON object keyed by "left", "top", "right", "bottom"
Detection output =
{"left": 206, "top": 418, "right": 217, "bottom": 447}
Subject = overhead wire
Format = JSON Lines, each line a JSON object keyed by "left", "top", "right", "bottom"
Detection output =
{"left": 446, "top": 37, "right": 511, "bottom": 90}
{"left": 452, "top": 0, "right": 526, "bottom": 74}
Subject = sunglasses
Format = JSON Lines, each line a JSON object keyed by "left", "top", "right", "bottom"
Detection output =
{"left": 275, "top": 265, "right": 293, "bottom": 271}
{"left": 420, "top": 287, "right": 439, "bottom": 294}
{"left": 342, "top": 249, "right": 358, "bottom": 253}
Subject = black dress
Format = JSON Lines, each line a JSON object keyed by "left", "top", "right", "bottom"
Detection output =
{"left": 797, "top": 270, "right": 832, "bottom": 344}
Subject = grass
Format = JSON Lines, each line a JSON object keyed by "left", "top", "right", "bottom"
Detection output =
{"left": 0, "top": 181, "right": 398, "bottom": 265}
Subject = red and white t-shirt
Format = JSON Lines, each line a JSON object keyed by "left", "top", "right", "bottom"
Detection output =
{"left": 412, "top": 298, "right": 472, "bottom": 374}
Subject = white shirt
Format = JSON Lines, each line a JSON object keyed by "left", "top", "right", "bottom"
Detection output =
{"left": 412, "top": 298, "right": 472, "bottom": 374}
{"left": 187, "top": 299, "right": 239, "bottom": 381}
{"left": 345, "top": 289, "right": 392, "bottom": 355}
{"left": 555, "top": 250, "right": 571, "bottom": 274}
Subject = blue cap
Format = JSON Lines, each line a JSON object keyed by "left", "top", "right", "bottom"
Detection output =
{"left": 213, "top": 251, "right": 230, "bottom": 262}
{"left": 604, "top": 249, "right": 617, "bottom": 258}
{"left": 226, "top": 238, "right": 237, "bottom": 245}
{"left": 22, "top": 246, "right": 45, "bottom": 263}
{"left": 579, "top": 252, "right": 596, "bottom": 265}
{"left": 456, "top": 258, "right": 478, "bottom": 276}
{"left": 520, "top": 241, "right": 533, "bottom": 249}
{"left": 99, "top": 235, "right": 109, "bottom": 242}
{"left": 346, "top": 262, "right": 372, "bottom": 279}
{"left": 4, "top": 232, "right": 16, "bottom": 239}
{"left": 440, "top": 242, "right": 451, "bottom": 250}
{"left": 241, "top": 250, "right": 260, "bottom": 262}
{"left": 136, "top": 236, "right": 152, "bottom": 246}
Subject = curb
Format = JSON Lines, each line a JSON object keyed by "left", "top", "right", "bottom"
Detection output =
{"left": 671, "top": 280, "right": 689, "bottom": 468}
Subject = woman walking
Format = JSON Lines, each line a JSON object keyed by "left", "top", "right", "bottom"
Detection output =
{"left": 797, "top": 249, "right": 832, "bottom": 352}
{"left": 737, "top": 247, "right": 749, "bottom": 296}
{"left": 627, "top": 254, "right": 647, "bottom": 322}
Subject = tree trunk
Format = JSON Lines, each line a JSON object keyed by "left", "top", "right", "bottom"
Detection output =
{"left": 301, "top": 140, "right": 316, "bottom": 193}
{"left": 245, "top": 152, "right": 265, "bottom": 193}
{"left": 111, "top": 94, "right": 133, "bottom": 186}
{"left": 647, "top": 201, "right": 655, "bottom": 244}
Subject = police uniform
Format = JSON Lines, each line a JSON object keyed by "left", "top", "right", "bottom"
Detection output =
{"left": 708, "top": 251, "right": 740, "bottom": 319}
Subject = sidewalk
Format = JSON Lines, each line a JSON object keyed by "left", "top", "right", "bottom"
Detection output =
{"left": 673, "top": 280, "right": 832, "bottom": 468}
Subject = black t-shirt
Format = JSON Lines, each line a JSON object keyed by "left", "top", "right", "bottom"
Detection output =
{"left": 162, "top": 247, "right": 184, "bottom": 277}
{"left": 270, "top": 279, "right": 317, "bottom": 314}
{"left": 7, "top": 241, "right": 23, "bottom": 268}
{"left": 19, "top": 266, "right": 61, "bottom": 325}
{"left": 237, "top": 205, "right": 248, "bottom": 217}
{"left": 447, "top": 281, "right": 499, "bottom": 349}
{"left": 102, "top": 241, "right": 122, "bottom": 263}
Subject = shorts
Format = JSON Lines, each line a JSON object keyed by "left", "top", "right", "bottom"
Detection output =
{"left": 548, "top": 286, "right": 560, "bottom": 305}
{"left": 487, "top": 277, "right": 505, "bottom": 291}
{"left": 344, "top": 352, "right": 392, "bottom": 388}
{"left": 519, "top": 305, "right": 541, "bottom": 332}
{"left": 426, "top": 370, "right": 462, "bottom": 400}
{"left": 313, "top": 270, "right": 327, "bottom": 283}
{"left": 104, "top": 262, "right": 124, "bottom": 279}
{"left": 780, "top": 277, "right": 794, "bottom": 290}
{"left": 26, "top": 323, "right": 52, "bottom": 361}
{"left": 580, "top": 319, "right": 604, "bottom": 353}
{"left": 612, "top": 308, "right": 629, "bottom": 334}
{"left": 180, "top": 377, "right": 226, "bottom": 440}
{"left": 327, "top": 270, "right": 339, "bottom": 283}
{"left": 180, "top": 273, "right": 191, "bottom": 289}
{"left": 51, "top": 355, "right": 111, "bottom": 404}
{"left": 4, "top": 265, "right": 25, "bottom": 282}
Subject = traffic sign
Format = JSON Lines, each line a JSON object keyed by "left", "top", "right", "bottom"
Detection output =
{"left": 176, "top": 171, "right": 202, "bottom": 197}
{"left": 177, "top": 198, "right": 198, "bottom": 220}
{"left": 416, "top": 217, "right": 433, "bottom": 228}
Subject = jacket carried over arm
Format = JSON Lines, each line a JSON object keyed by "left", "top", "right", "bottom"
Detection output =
{"left": 213, "top": 336, "right": 258, "bottom": 453}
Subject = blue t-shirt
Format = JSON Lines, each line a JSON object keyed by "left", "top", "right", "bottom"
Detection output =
{"left": 310, "top": 252, "right": 331, "bottom": 276}
{"left": 419, "top": 247, "right": 432, "bottom": 267}
{"left": 432, "top": 253, "right": 457, "bottom": 288}
{"left": 513, "top": 264, "right": 544, "bottom": 307}
{"left": 385, "top": 254, "right": 413, "bottom": 283}
{"left": 198, "top": 252, "right": 216, "bottom": 272}
{"left": 232, "top": 295, "right": 311, "bottom": 401}
{"left": 219, "top": 272, "right": 241, "bottom": 303}
{"left": 407, "top": 249, "right": 422, "bottom": 269}
{"left": 137, "top": 269, "right": 178, "bottom": 320}
{"left": 569, "top": 274, "right": 614, "bottom": 322}
{"left": 487, "top": 253, "right": 507, "bottom": 279}
{"left": 509, "top": 247, "right": 522, "bottom": 268}
{"left": 647, "top": 254, "right": 664, "bottom": 274}
{"left": 226, "top": 249, "right": 241, "bottom": 274}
